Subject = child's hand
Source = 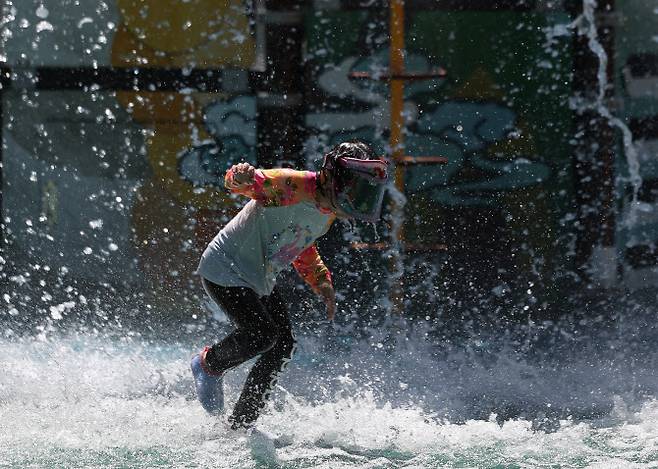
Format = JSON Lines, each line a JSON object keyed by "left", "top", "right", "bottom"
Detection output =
{"left": 231, "top": 162, "right": 256, "bottom": 185}
{"left": 317, "top": 282, "right": 336, "bottom": 321}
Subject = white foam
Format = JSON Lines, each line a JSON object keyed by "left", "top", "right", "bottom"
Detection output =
{"left": 1, "top": 330, "right": 657, "bottom": 467}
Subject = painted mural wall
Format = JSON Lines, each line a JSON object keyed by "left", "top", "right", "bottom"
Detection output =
{"left": 2, "top": 1, "right": 658, "bottom": 320}
{"left": 304, "top": 8, "right": 574, "bottom": 312}
{"left": 2, "top": 0, "right": 258, "bottom": 312}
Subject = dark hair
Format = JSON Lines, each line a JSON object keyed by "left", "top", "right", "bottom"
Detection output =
{"left": 322, "top": 140, "right": 377, "bottom": 192}
{"left": 323, "top": 140, "right": 377, "bottom": 163}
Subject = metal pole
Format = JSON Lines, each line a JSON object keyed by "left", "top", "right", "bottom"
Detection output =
{"left": 389, "top": 0, "right": 406, "bottom": 311}
{"left": 390, "top": 0, "right": 405, "bottom": 174}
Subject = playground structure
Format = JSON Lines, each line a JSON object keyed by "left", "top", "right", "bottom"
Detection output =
{"left": 1, "top": 0, "right": 652, "bottom": 312}
{"left": 349, "top": 0, "right": 449, "bottom": 311}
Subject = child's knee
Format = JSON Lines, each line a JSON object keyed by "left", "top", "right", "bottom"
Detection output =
{"left": 250, "top": 327, "right": 296, "bottom": 357}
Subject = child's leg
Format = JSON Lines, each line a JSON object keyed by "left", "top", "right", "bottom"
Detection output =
{"left": 201, "top": 278, "right": 279, "bottom": 374}
{"left": 229, "top": 287, "right": 295, "bottom": 429}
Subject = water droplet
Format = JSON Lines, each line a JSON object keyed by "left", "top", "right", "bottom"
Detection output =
{"left": 35, "top": 21, "right": 53, "bottom": 33}
{"left": 36, "top": 5, "right": 49, "bottom": 18}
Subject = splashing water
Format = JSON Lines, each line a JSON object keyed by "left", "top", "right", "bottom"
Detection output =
{"left": 570, "top": 0, "right": 643, "bottom": 227}
{"left": 383, "top": 182, "right": 408, "bottom": 312}
{"left": 2, "top": 2, "right": 658, "bottom": 468}
{"left": 2, "top": 307, "right": 658, "bottom": 469}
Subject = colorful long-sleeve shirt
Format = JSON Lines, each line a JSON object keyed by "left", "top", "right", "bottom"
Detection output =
{"left": 197, "top": 168, "right": 335, "bottom": 297}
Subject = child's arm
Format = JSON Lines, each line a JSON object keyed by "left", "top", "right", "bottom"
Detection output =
{"left": 225, "top": 163, "right": 316, "bottom": 207}
{"left": 293, "top": 244, "right": 336, "bottom": 320}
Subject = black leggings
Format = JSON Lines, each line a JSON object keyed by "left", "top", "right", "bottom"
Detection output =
{"left": 201, "top": 278, "right": 296, "bottom": 429}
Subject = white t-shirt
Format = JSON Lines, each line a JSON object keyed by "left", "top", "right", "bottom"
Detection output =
{"left": 197, "top": 169, "right": 334, "bottom": 297}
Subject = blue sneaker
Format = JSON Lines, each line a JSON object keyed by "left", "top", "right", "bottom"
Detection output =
{"left": 190, "top": 346, "right": 224, "bottom": 414}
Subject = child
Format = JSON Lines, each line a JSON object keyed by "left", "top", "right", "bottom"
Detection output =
{"left": 190, "top": 140, "right": 388, "bottom": 429}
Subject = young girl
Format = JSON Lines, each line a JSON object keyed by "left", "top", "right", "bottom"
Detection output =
{"left": 190, "top": 140, "right": 388, "bottom": 429}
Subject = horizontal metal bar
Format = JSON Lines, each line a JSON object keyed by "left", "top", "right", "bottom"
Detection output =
{"left": 0, "top": 66, "right": 267, "bottom": 92}
{"left": 350, "top": 242, "right": 389, "bottom": 250}
{"left": 398, "top": 156, "right": 448, "bottom": 165}
{"left": 348, "top": 68, "right": 447, "bottom": 81}
{"left": 339, "top": 0, "right": 539, "bottom": 11}
{"left": 350, "top": 241, "right": 448, "bottom": 252}
{"left": 255, "top": 9, "right": 304, "bottom": 25}
{"left": 409, "top": 0, "right": 537, "bottom": 10}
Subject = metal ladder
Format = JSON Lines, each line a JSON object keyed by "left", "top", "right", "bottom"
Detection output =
{"left": 350, "top": 0, "right": 448, "bottom": 313}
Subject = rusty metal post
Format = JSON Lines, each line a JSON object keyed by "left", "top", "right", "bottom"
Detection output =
{"left": 349, "top": 1, "right": 449, "bottom": 312}
{"left": 389, "top": 0, "right": 406, "bottom": 311}
{"left": 390, "top": 0, "right": 405, "bottom": 176}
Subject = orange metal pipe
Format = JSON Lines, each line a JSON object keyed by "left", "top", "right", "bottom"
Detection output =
{"left": 390, "top": 0, "right": 405, "bottom": 185}
{"left": 390, "top": 0, "right": 406, "bottom": 229}
{"left": 389, "top": 0, "right": 406, "bottom": 311}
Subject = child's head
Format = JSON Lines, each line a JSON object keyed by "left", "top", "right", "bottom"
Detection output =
{"left": 319, "top": 140, "right": 388, "bottom": 222}
{"left": 322, "top": 140, "right": 377, "bottom": 165}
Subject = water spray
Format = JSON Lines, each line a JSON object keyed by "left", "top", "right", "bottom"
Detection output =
{"left": 572, "top": 0, "right": 643, "bottom": 227}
